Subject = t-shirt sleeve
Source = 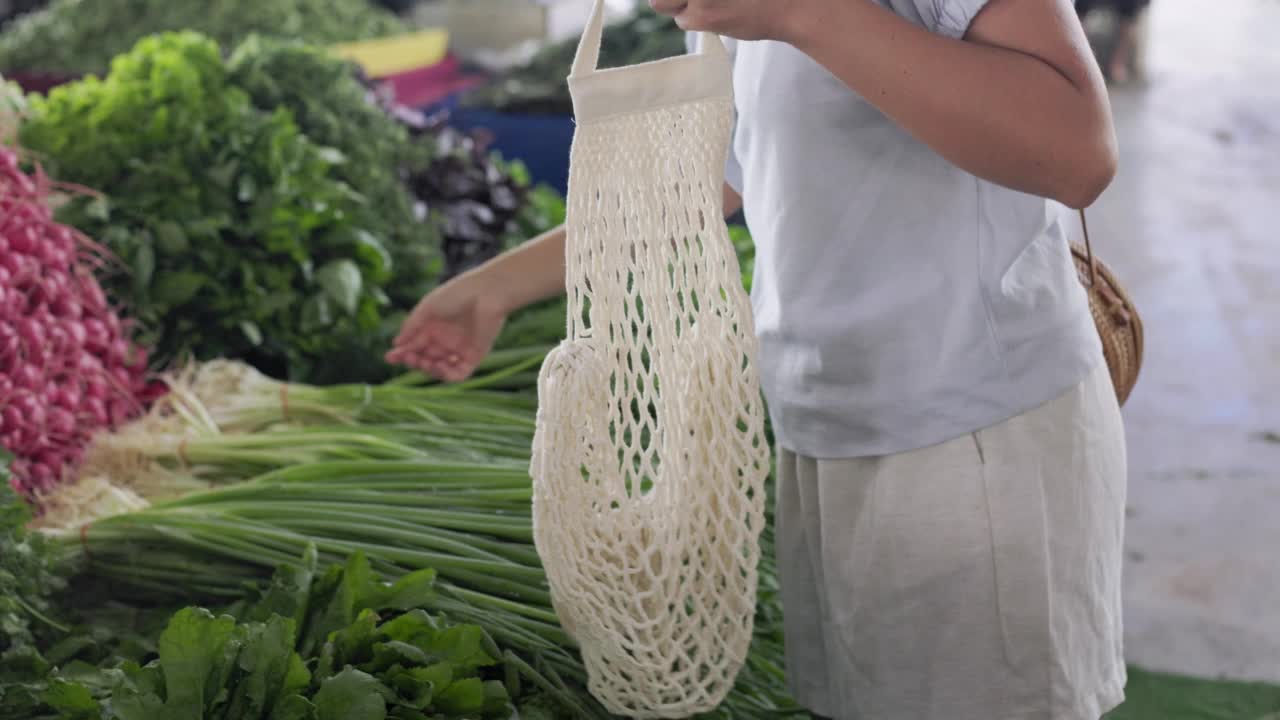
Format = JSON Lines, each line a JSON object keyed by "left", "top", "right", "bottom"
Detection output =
{"left": 923, "top": 0, "right": 993, "bottom": 39}
{"left": 685, "top": 32, "right": 746, "bottom": 193}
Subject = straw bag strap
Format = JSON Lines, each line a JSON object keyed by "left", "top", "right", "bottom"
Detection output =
{"left": 1078, "top": 208, "right": 1097, "bottom": 288}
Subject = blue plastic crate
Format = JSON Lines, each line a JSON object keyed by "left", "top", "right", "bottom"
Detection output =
{"left": 428, "top": 94, "right": 575, "bottom": 196}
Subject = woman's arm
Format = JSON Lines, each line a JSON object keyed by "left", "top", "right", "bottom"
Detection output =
{"left": 661, "top": 0, "right": 1118, "bottom": 209}
{"left": 724, "top": 183, "right": 743, "bottom": 216}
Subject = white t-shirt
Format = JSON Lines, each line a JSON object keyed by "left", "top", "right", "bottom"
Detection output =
{"left": 690, "top": 0, "right": 1104, "bottom": 458}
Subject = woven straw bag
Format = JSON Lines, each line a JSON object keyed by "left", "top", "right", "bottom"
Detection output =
{"left": 529, "top": 1, "right": 769, "bottom": 717}
{"left": 1071, "top": 210, "right": 1143, "bottom": 405}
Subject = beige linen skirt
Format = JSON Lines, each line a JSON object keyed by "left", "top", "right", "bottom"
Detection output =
{"left": 776, "top": 364, "right": 1127, "bottom": 720}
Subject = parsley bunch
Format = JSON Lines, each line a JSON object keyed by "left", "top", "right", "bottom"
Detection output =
{"left": 0, "top": 454, "right": 70, "bottom": 717}
{"left": 20, "top": 32, "right": 395, "bottom": 381}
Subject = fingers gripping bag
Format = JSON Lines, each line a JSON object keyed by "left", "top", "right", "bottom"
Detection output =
{"left": 529, "top": 2, "right": 771, "bottom": 716}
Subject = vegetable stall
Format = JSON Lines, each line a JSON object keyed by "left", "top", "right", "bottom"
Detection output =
{"left": 0, "top": 7, "right": 789, "bottom": 717}
{"left": 0, "top": 5, "right": 1230, "bottom": 719}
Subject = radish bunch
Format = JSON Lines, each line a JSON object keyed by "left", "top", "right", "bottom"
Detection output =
{"left": 0, "top": 146, "right": 156, "bottom": 497}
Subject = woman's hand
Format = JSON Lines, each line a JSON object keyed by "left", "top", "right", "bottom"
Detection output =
{"left": 388, "top": 224, "right": 571, "bottom": 381}
{"left": 386, "top": 273, "right": 509, "bottom": 382}
{"left": 648, "top": 0, "right": 803, "bottom": 42}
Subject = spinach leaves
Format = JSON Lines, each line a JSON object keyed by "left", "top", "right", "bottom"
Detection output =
{"left": 10, "top": 550, "right": 521, "bottom": 720}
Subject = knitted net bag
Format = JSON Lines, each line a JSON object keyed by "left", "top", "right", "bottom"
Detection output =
{"left": 529, "top": 4, "right": 770, "bottom": 717}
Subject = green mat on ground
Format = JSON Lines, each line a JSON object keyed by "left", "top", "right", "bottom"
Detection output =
{"left": 801, "top": 668, "right": 1280, "bottom": 719}
{"left": 1107, "top": 668, "right": 1280, "bottom": 720}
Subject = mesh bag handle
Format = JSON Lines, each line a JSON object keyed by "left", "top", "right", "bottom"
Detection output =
{"left": 569, "top": 0, "right": 726, "bottom": 79}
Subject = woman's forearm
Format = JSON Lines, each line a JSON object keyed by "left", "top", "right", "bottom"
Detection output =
{"left": 480, "top": 225, "right": 567, "bottom": 314}
{"left": 783, "top": 0, "right": 1117, "bottom": 208}
{"left": 724, "top": 183, "right": 743, "bottom": 216}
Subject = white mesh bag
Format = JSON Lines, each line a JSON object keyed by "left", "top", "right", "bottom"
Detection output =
{"left": 529, "top": 3, "right": 771, "bottom": 717}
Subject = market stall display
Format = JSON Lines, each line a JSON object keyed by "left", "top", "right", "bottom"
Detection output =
{"left": 18, "top": 32, "right": 545, "bottom": 385}
{"left": 0, "top": 0, "right": 405, "bottom": 76}
{"left": 19, "top": 33, "right": 402, "bottom": 384}
{"left": 0, "top": 16, "right": 799, "bottom": 719}
{"left": 0, "top": 349, "right": 799, "bottom": 719}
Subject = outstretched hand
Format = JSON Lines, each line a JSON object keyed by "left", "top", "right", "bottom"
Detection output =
{"left": 385, "top": 277, "right": 508, "bottom": 383}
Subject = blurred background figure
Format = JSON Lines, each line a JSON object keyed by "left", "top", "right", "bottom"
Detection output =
{"left": 1076, "top": 0, "right": 1151, "bottom": 84}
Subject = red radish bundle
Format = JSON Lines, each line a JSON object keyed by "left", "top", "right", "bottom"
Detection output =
{"left": 0, "top": 145, "right": 158, "bottom": 498}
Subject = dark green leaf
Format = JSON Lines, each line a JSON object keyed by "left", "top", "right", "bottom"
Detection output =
{"left": 426, "top": 625, "right": 496, "bottom": 671}
{"left": 207, "top": 161, "right": 238, "bottom": 190}
{"left": 240, "top": 321, "right": 263, "bottom": 347}
{"left": 480, "top": 679, "right": 512, "bottom": 713}
{"left": 225, "top": 615, "right": 302, "bottom": 720}
{"left": 313, "top": 668, "right": 388, "bottom": 720}
{"left": 368, "top": 640, "right": 428, "bottom": 674}
{"left": 85, "top": 195, "right": 111, "bottom": 222}
{"left": 132, "top": 243, "right": 156, "bottom": 292}
{"left": 383, "top": 662, "right": 450, "bottom": 710}
{"left": 329, "top": 609, "right": 379, "bottom": 670}
{"left": 433, "top": 677, "right": 485, "bottom": 714}
{"left": 237, "top": 173, "right": 258, "bottom": 202}
{"left": 151, "top": 271, "right": 205, "bottom": 306}
{"left": 300, "top": 295, "right": 334, "bottom": 333}
{"left": 245, "top": 545, "right": 317, "bottom": 625}
{"left": 315, "top": 147, "right": 347, "bottom": 165}
{"left": 154, "top": 221, "right": 189, "bottom": 254}
{"left": 352, "top": 230, "right": 393, "bottom": 280}
{"left": 111, "top": 685, "right": 168, "bottom": 720}
{"left": 364, "top": 569, "right": 436, "bottom": 613}
{"left": 41, "top": 678, "right": 101, "bottom": 717}
{"left": 316, "top": 259, "right": 363, "bottom": 315}
{"left": 409, "top": 664, "right": 452, "bottom": 696}
{"left": 109, "top": 662, "right": 167, "bottom": 720}
{"left": 270, "top": 694, "right": 317, "bottom": 720}
{"left": 374, "top": 611, "right": 437, "bottom": 651}
{"left": 154, "top": 607, "right": 240, "bottom": 717}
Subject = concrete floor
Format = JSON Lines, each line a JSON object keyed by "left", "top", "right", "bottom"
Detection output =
{"left": 1087, "top": 0, "right": 1280, "bottom": 684}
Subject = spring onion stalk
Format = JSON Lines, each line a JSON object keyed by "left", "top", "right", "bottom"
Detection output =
{"left": 42, "top": 348, "right": 804, "bottom": 719}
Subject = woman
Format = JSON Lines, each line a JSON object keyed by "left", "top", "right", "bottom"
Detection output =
{"left": 388, "top": 1, "right": 1127, "bottom": 718}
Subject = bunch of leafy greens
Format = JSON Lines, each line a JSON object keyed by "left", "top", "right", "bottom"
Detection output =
{"left": 19, "top": 32, "right": 394, "bottom": 381}
{"left": 0, "top": 0, "right": 404, "bottom": 76}
{"left": 10, "top": 549, "right": 548, "bottom": 720}
{"left": 226, "top": 35, "right": 437, "bottom": 308}
{"left": 219, "top": 37, "right": 555, "bottom": 382}
{"left": 0, "top": 454, "right": 69, "bottom": 717}
{"left": 222, "top": 35, "right": 446, "bottom": 384}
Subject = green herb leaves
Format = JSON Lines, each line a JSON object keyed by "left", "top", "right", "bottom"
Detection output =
{"left": 7, "top": 550, "right": 516, "bottom": 720}
{"left": 19, "top": 33, "right": 399, "bottom": 381}
{"left": 0, "top": 462, "right": 68, "bottom": 677}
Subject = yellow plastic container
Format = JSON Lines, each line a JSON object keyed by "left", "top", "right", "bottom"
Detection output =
{"left": 330, "top": 29, "right": 450, "bottom": 78}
